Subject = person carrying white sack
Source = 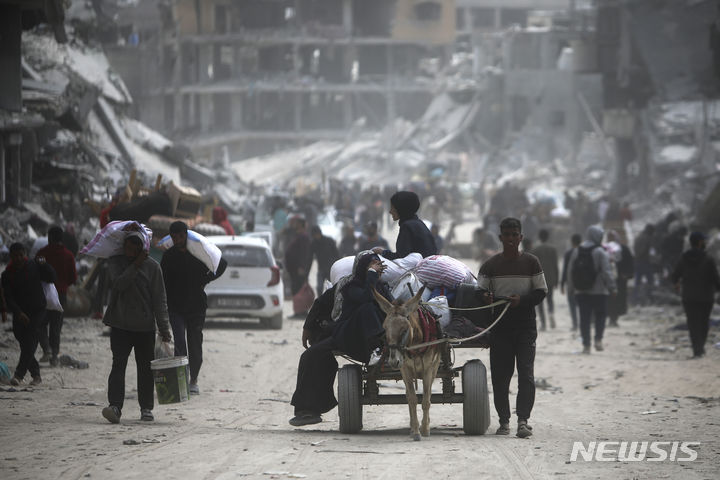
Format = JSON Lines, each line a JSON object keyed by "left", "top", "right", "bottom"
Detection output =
{"left": 161, "top": 221, "right": 227, "bottom": 396}
{"left": 102, "top": 231, "right": 172, "bottom": 424}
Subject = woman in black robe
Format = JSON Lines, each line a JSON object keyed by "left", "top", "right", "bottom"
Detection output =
{"left": 289, "top": 251, "right": 392, "bottom": 426}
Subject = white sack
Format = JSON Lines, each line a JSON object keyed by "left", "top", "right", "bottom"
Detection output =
{"left": 426, "top": 295, "right": 450, "bottom": 328}
{"left": 329, "top": 253, "right": 423, "bottom": 286}
{"left": 42, "top": 282, "right": 63, "bottom": 312}
{"left": 80, "top": 221, "right": 152, "bottom": 258}
{"left": 157, "top": 230, "right": 222, "bottom": 273}
{"left": 391, "top": 272, "right": 432, "bottom": 303}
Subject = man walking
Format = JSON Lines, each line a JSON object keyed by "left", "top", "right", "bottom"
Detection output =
{"left": 606, "top": 230, "right": 634, "bottom": 327}
{"left": 569, "top": 225, "right": 616, "bottom": 354}
{"left": 633, "top": 224, "right": 656, "bottom": 304}
{"left": 479, "top": 217, "right": 547, "bottom": 438}
{"left": 356, "top": 221, "right": 389, "bottom": 253}
{"left": 531, "top": 229, "right": 559, "bottom": 330}
{"left": 2, "top": 243, "right": 56, "bottom": 386}
{"left": 36, "top": 226, "right": 77, "bottom": 366}
{"left": 161, "top": 221, "right": 227, "bottom": 395}
{"left": 102, "top": 232, "right": 172, "bottom": 423}
{"left": 670, "top": 232, "right": 720, "bottom": 358}
{"left": 560, "top": 233, "right": 582, "bottom": 331}
{"left": 310, "top": 225, "right": 340, "bottom": 295}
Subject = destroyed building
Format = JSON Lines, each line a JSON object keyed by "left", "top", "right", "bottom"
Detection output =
{"left": 103, "top": 0, "right": 463, "bottom": 162}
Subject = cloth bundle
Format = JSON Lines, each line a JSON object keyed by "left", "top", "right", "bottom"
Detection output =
{"left": 413, "top": 255, "right": 476, "bottom": 289}
{"left": 329, "top": 253, "right": 423, "bottom": 287}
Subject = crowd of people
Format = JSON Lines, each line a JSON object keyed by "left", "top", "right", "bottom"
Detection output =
{"left": 1, "top": 183, "right": 718, "bottom": 437}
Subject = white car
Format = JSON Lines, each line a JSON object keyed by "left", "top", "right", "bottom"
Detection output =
{"left": 205, "top": 235, "right": 284, "bottom": 329}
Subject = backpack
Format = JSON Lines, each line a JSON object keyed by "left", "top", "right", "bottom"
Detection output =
{"left": 572, "top": 245, "right": 598, "bottom": 291}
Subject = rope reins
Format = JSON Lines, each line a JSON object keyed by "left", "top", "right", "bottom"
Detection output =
{"left": 399, "top": 299, "right": 511, "bottom": 353}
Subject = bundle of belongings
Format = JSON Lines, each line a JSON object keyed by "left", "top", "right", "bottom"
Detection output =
{"left": 81, "top": 221, "right": 222, "bottom": 274}
{"left": 307, "top": 253, "right": 490, "bottom": 350}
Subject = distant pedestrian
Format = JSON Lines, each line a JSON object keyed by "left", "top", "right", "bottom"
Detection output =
{"left": 430, "top": 224, "right": 444, "bottom": 254}
{"left": 285, "top": 217, "right": 313, "bottom": 318}
{"left": 161, "top": 221, "right": 227, "bottom": 395}
{"left": 606, "top": 230, "right": 634, "bottom": 327}
{"left": 356, "top": 221, "right": 389, "bottom": 253}
{"left": 101, "top": 232, "right": 172, "bottom": 423}
{"left": 531, "top": 229, "right": 558, "bottom": 330}
{"left": 633, "top": 224, "right": 656, "bottom": 305}
{"left": 569, "top": 226, "right": 617, "bottom": 354}
{"left": 338, "top": 224, "right": 357, "bottom": 258}
{"left": 36, "top": 226, "right": 77, "bottom": 366}
{"left": 560, "top": 234, "right": 582, "bottom": 331}
{"left": 670, "top": 232, "right": 720, "bottom": 358}
{"left": 310, "top": 225, "right": 340, "bottom": 295}
{"left": 472, "top": 226, "right": 499, "bottom": 265}
{"left": 1, "top": 243, "right": 56, "bottom": 386}
{"left": 374, "top": 191, "right": 437, "bottom": 259}
{"left": 479, "top": 217, "right": 547, "bottom": 438}
{"left": 212, "top": 206, "right": 235, "bottom": 235}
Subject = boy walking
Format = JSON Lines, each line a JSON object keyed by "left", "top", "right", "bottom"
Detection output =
{"left": 479, "top": 218, "right": 547, "bottom": 438}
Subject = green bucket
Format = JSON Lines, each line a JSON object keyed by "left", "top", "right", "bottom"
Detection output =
{"left": 151, "top": 356, "right": 189, "bottom": 404}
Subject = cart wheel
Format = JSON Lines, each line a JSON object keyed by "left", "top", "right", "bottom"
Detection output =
{"left": 261, "top": 313, "right": 283, "bottom": 330}
{"left": 462, "top": 359, "right": 490, "bottom": 435}
{"left": 338, "top": 365, "right": 363, "bottom": 433}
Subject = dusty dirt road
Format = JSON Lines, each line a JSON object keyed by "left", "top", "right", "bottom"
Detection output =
{"left": 1, "top": 274, "right": 719, "bottom": 480}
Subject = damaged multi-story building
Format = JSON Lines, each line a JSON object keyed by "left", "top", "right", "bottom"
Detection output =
{"left": 109, "top": 0, "right": 460, "bottom": 162}
{"left": 0, "top": 0, "right": 66, "bottom": 205}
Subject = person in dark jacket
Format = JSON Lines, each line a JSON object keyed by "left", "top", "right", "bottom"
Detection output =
{"left": 670, "top": 232, "right": 720, "bottom": 358}
{"left": 285, "top": 217, "right": 313, "bottom": 318}
{"left": 531, "top": 229, "right": 559, "bottom": 330}
{"left": 310, "top": 225, "right": 340, "bottom": 295}
{"left": 357, "top": 221, "right": 389, "bottom": 253}
{"left": 161, "top": 221, "right": 227, "bottom": 395}
{"left": 2, "top": 243, "right": 56, "bottom": 386}
{"left": 607, "top": 230, "right": 634, "bottom": 327}
{"left": 560, "top": 233, "right": 582, "bottom": 331}
{"left": 373, "top": 191, "right": 437, "bottom": 259}
{"left": 36, "top": 226, "right": 78, "bottom": 366}
{"left": 338, "top": 224, "right": 357, "bottom": 258}
{"left": 289, "top": 251, "right": 392, "bottom": 427}
{"left": 102, "top": 232, "right": 172, "bottom": 423}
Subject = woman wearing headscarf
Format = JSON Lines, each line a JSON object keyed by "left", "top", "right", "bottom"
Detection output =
{"left": 373, "top": 191, "right": 437, "bottom": 260}
{"left": 289, "top": 251, "right": 392, "bottom": 427}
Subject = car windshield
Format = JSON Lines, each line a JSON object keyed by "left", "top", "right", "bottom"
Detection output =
{"left": 219, "top": 245, "right": 272, "bottom": 267}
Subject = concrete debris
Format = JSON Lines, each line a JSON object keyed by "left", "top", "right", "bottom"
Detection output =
{"left": 58, "top": 354, "right": 89, "bottom": 369}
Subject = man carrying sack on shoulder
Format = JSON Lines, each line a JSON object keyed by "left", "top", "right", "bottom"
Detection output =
{"left": 102, "top": 231, "right": 172, "bottom": 424}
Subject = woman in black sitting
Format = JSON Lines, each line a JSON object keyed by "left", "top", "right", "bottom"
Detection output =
{"left": 289, "top": 251, "right": 392, "bottom": 427}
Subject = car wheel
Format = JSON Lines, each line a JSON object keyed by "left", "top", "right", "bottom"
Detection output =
{"left": 261, "top": 313, "right": 283, "bottom": 330}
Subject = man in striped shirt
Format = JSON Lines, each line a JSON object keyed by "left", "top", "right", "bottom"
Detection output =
{"left": 478, "top": 217, "right": 547, "bottom": 438}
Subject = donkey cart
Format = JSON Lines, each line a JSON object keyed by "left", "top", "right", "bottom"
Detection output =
{"left": 336, "top": 339, "right": 492, "bottom": 435}
{"left": 335, "top": 284, "right": 511, "bottom": 437}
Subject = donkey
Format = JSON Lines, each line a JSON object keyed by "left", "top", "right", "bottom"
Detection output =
{"left": 373, "top": 287, "right": 442, "bottom": 441}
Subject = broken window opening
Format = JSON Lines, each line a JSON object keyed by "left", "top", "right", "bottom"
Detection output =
{"left": 352, "top": 0, "right": 394, "bottom": 37}
{"left": 472, "top": 8, "right": 495, "bottom": 28}
{"left": 414, "top": 2, "right": 442, "bottom": 22}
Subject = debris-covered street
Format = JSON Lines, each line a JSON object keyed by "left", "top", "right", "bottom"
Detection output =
{"left": 2, "top": 0, "right": 720, "bottom": 479}
{"left": 1, "top": 284, "right": 719, "bottom": 479}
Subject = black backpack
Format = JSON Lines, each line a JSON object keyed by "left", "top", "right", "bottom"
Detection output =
{"left": 571, "top": 245, "right": 598, "bottom": 291}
